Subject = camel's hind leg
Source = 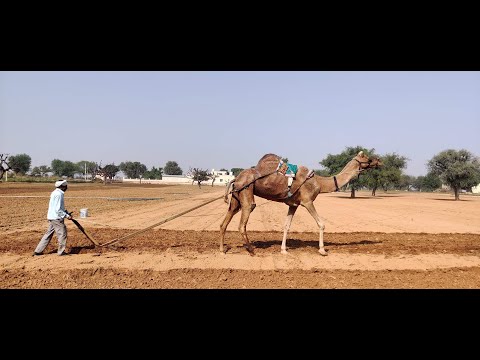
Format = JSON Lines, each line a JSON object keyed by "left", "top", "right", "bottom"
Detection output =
{"left": 238, "top": 185, "right": 256, "bottom": 256}
{"left": 219, "top": 194, "right": 241, "bottom": 253}
{"left": 302, "top": 201, "right": 328, "bottom": 256}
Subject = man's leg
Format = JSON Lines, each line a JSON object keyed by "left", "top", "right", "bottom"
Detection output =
{"left": 34, "top": 221, "right": 55, "bottom": 254}
{"left": 52, "top": 219, "right": 68, "bottom": 255}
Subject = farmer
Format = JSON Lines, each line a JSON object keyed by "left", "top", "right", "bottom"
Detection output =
{"left": 33, "top": 179, "right": 72, "bottom": 256}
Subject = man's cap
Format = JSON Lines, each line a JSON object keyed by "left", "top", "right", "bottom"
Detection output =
{"left": 55, "top": 180, "right": 68, "bottom": 188}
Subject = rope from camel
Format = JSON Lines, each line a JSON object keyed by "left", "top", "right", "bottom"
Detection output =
{"left": 276, "top": 171, "right": 314, "bottom": 200}
{"left": 70, "top": 195, "right": 224, "bottom": 247}
{"left": 229, "top": 169, "right": 279, "bottom": 194}
{"left": 228, "top": 169, "right": 314, "bottom": 200}
{"left": 228, "top": 157, "right": 372, "bottom": 199}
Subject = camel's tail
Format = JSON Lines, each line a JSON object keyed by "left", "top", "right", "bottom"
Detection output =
{"left": 224, "top": 180, "right": 235, "bottom": 205}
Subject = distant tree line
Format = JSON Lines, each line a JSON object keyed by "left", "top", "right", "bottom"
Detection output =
{"left": 0, "top": 155, "right": 194, "bottom": 185}
{"left": 1, "top": 148, "right": 480, "bottom": 200}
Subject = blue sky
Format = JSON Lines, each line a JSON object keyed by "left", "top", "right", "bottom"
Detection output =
{"left": 1, "top": 71, "right": 479, "bottom": 176}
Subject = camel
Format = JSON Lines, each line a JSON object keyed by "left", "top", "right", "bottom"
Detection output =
{"left": 220, "top": 151, "right": 382, "bottom": 256}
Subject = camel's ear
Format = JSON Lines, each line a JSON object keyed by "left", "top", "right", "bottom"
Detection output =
{"left": 358, "top": 151, "right": 364, "bottom": 156}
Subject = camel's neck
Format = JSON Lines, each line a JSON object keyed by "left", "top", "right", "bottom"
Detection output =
{"left": 315, "top": 160, "right": 360, "bottom": 193}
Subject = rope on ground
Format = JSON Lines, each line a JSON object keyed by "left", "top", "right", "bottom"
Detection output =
{"left": 96, "top": 195, "right": 224, "bottom": 247}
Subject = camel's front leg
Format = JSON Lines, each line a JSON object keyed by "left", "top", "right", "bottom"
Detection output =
{"left": 281, "top": 205, "right": 298, "bottom": 254}
{"left": 303, "top": 201, "right": 327, "bottom": 256}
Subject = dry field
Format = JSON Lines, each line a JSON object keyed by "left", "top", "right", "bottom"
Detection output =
{"left": 1, "top": 182, "right": 480, "bottom": 289}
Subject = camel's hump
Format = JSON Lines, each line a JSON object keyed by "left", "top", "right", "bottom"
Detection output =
{"left": 255, "top": 153, "right": 281, "bottom": 174}
{"left": 257, "top": 153, "right": 281, "bottom": 163}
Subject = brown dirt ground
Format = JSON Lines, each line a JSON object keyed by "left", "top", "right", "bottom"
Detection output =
{"left": 1, "top": 182, "right": 480, "bottom": 288}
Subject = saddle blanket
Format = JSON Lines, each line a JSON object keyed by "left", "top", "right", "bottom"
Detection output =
{"left": 277, "top": 161, "right": 298, "bottom": 177}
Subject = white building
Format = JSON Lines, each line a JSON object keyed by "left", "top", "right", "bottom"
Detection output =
{"left": 472, "top": 184, "right": 480, "bottom": 194}
{"left": 122, "top": 169, "right": 236, "bottom": 186}
{"left": 210, "top": 169, "right": 235, "bottom": 186}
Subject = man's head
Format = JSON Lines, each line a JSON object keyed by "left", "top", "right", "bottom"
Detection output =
{"left": 55, "top": 179, "right": 68, "bottom": 190}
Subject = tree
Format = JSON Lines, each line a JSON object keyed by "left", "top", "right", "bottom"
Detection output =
{"left": 363, "top": 166, "right": 383, "bottom": 196}
{"left": 143, "top": 166, "right": 163, "bottom": 180}
{"left": 77, "top": 161, "right": 97, "bottom": 180}
{"left": 187, "top": 167, "right": 212, "bottom": 188}
{"left": 360, "top": 152, "right": 408, "bottom": 195}
{"left": 38, "top": 165, "right": 52, "bottom": 177}
{"left": 319, "top": 145, "right": 376, "bottom": 198}
{"left": 314, "top": 169, "right": 330, "bottom": 176}
{"left": 51, "top": 159, "right": 61, "bottom": 176}
{"left": 63, "top": 161, "right": 79, "bottom": 177}
{"left": 427, "top": 149, "right": 480, "bottom": 200}
{"left": 50, "top": 159, "right": 78, "bottom": 177}
{"left": 413, "top": 176, "right": 425, "bottom": 191}
{"left": 379, "top": 153, "right": 408, "bottom": 192}
{"left": 8, "top": 153, "right": 32, "bottom": 175}
{"left": 231, "top": 168, "right": 244, "bottom": 176}
{"left": 97, "top": 163, "right": 120, "bottom": 184}
{"left": 423, "top": 172, "right": 442, "bottom": 191}
{"left": 51, "top": 159, "right": 64, "bottom": 176}
{"left": 399, "top": 174, "right": 416, "bottom": 191}
{"left": 30, "top": 167, "right": 42, "bottom": 177}
{"left": 414, "top": 172, "right": 441, "bottom": 192}
{"left": 164, "top": 161, "right": 183, "bottom": 175}
{"left": 119, "top": 161, "right": 147, "bottom": 179}
{"left": 90, "top": 162, "right": 100, "bottom": 181}
{"left": 0, "top": 154, "right": 12, "bottom": 180}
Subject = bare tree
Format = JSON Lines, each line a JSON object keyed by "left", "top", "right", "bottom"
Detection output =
{"left": 187, "top": 167, "right": 213, "bottom": 188}
{"left": 91, "top": 162, "right": 100, "bottom": 182}
{"left": 210, "top": 172, "right": 217, "bottom": 186}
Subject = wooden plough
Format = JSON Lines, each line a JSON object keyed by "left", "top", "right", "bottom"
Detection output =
{"left": 69, "top": 195, "right": 223, "bottom": 248}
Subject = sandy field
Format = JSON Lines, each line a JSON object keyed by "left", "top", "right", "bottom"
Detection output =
{"left": 1, "top": 182, "right": 480, "bottom": 289}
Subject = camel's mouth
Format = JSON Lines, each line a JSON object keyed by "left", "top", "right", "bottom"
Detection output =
{"left": 369, "top": 158, "right": 383, "bottom": 168}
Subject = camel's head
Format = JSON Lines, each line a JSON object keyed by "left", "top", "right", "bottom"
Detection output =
{"left": 354, "top": 151, "right": 383, "bottom": 172}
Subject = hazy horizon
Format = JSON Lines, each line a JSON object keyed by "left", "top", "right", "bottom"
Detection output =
{"left": 1, "top": 71, "right": 479, "bottom": 176}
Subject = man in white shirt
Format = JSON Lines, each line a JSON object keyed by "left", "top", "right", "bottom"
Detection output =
{"left": 33, "top": 179, "right": 73, "bottom": 256}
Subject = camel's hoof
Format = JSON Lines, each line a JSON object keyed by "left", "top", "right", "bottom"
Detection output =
{"left": 221, "top": 245, "right": 231, "bottom": 254}
{"left": 319, "top": 248, "right": 328, "bottom": 256}
{"left": 244, "top": 245, "right": 255, "bottom": 256}
{"left": 281, "top": 249, "right": 288, "bottom": 255}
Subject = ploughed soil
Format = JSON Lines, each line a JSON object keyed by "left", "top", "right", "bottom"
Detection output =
{"left": 1, "top": 182, "right": 480, "bottom": 288}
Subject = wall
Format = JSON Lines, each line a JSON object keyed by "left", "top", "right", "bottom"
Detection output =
{"left": 122, "top": 170, "right": 236, "bottom": 186}
{"left": 122, "top": 174, "right": 235, "bottom": 186}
